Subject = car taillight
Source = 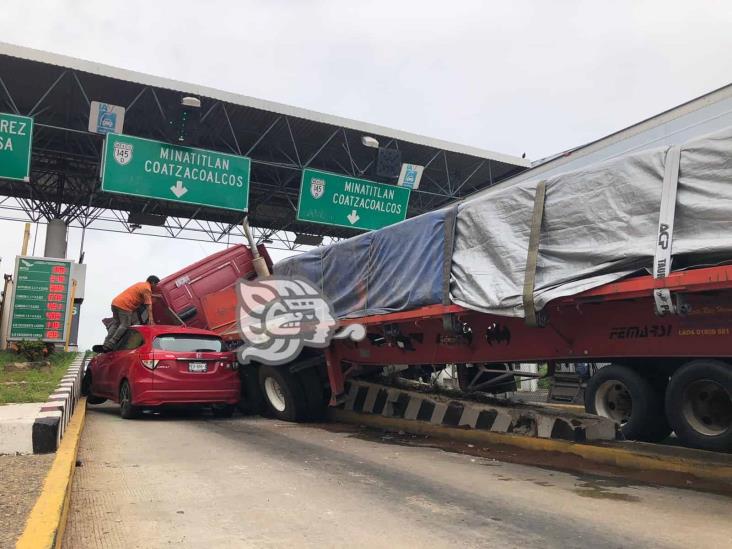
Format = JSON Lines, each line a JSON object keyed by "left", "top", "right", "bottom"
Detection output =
{"left": 141, "top": 358, "right": 159, "bottom": 369}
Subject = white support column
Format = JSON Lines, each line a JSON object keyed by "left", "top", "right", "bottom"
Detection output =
{"left": 43, "top": 218, "right": 68, "bottom": 259}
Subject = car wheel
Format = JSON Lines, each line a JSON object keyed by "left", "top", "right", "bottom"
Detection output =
{"left": 81, "top": 369, "right": 92, "bottom": 396}
{"left": 82, "top": 370, "right": 107, "bottom": 404}
{"left": 665, "top": 360, "right": 732, "bottom": 451}
{"left": 119, "top": 380, "right": 139, "bottom": 419}
{"left": 258, "top": 365, "right": 307, "bottom": 422}
{"left": 585, "top": 364, "right": 670, "bottom": 442}
{"left": 212, "top": 404, "right": 235, "bottom": 418}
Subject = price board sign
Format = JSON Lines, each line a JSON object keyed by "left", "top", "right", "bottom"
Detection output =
{"left": 8, "top": 257, "right": 74, "bottom": 343}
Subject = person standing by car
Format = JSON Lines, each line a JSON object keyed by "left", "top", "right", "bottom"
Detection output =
{"left": 103, "top": 275, "right": 160, "bottom": 351}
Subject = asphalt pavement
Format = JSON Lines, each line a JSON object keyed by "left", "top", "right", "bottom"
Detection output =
{"left": 64, "top": 403, "right": 732, "bottom": 549}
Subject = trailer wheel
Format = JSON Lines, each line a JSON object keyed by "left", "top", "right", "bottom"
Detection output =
{"left": 258, "top": 365, "right": 307, "bottom": 422}
{"left": 585, "top": 364, "right": 670, "bottom": 442}
{"left": 665, "top": 360, "right": 732, "bottom": 451}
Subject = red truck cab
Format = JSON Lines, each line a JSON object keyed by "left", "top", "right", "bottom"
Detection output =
{"left": 152, "top": 243, "right": 272, "bottom": 331}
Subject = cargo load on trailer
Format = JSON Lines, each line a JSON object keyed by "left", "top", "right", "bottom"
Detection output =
{"left": 276, "top": 126, "right": 732, "bottom": 320}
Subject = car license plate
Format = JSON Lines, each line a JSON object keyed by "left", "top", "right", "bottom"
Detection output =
{"left": 188, "top": 362, "right": 207, "bottom": 373}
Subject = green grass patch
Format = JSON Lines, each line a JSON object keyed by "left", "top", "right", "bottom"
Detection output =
{"left": 0, "top": 351, "right": 78, "bottom": 404}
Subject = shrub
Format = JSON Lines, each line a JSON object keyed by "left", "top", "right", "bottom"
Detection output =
{"left": 14, "top": 340, "right": 50, "bottom": 361}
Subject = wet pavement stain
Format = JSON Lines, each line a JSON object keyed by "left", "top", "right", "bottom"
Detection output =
{"left": 573, "top": 480, "right": 641, "bottom": 502}
{"left": 321, "top": 421, "right": 732, "bottom": 497}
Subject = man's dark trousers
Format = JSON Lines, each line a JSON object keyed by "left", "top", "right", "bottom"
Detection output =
{"left": 103, "top": 306, "right": 134, "bottom": 349}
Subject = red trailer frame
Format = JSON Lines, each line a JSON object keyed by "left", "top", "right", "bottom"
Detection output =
{"left": 323, "top": 265, "right": 732, "bottom": 404}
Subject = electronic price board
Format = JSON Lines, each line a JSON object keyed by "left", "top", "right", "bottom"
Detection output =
{"left": 8, "top": 256, "right": 75, "bottom": 343}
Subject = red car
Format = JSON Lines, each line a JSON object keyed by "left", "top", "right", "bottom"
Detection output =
{"left": 84, "top": 325, "right": 240, "bottom": 419}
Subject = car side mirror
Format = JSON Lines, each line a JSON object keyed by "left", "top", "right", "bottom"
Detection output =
{"left": 92, "top": 344, "right": 107, "bottom": 353}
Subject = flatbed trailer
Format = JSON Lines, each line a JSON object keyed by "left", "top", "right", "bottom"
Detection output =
{"left": 154, "top": 243, "right": 732, "bottom": 452}
{"left": 320, "top": 264, "right": 732, "bottom": 451}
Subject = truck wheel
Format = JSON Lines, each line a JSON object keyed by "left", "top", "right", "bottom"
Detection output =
{"left": 258, "top": 365, "right": 307, "bottom": 422}
{"left": 665, "top": 360, "right": 732, "bottom": 451}
{"left": 238, "top": 366, "right": 265, "bottom": 415}
{"left": 585, "top": 364, "right": 670, "bottom": 442}
{"left": 119, "top": 380, "right": 139, "bottom": 420}
{"left": 298, "top": 367, "right": 327, "bottom": 420}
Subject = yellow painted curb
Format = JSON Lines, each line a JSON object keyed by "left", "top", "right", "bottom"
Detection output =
{"left": 541, "top": 402, "right": 585, "bottom": 412}
{"left": 331, "top": 408, "right": 732, "bottom": 484}
{"left": 16, "top": 397, "right": 87, "bottom": 549}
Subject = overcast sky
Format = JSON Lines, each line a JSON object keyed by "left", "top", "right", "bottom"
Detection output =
{"left": 1, "top": 0, "right": 731, "bottom": 350}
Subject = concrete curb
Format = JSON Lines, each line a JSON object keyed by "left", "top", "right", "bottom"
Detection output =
{"left": 0, "top": 354, "right": 84, "bottom": 455}
{"left": 330, "top": 408, "right": 732, "bottom": 484}
{"left": 16, "top": 396, "right": 87, "bottom": 549}
{"left": 33, "top": 355, "right": 85, "bottom": 454}
{"left": 343, "top": 380, "right": 619, "bottom": 442}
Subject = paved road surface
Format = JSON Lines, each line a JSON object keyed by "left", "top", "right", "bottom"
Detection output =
{"left": 64, "top": 404, "right": 732, "bottom": 548}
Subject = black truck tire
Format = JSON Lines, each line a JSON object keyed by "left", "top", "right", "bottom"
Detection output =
{"left": 585, "top": 364, "right": 670, "bottom": 442}
{"left": 238, "top": 366, "right": 265, "bottom": 416}
{"left": 258, "top": 365, "right": 308, "bottom": 422}
{"left": 665, "top": 360, "right": 732, "bottom": 451}
{"left": 298, "top": 366, "right": 327, "bottom": 421}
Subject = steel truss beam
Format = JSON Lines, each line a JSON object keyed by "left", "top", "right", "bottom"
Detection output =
{"left": 0, "top": 196, "right": 337, "bottom": 252}
{"left": 0, "top": 54, "right": 526, "bottom": 249}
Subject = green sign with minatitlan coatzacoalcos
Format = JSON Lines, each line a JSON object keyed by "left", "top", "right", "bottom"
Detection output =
{"left": 297, "top": 168, "right": 411, "bottom": 231}
{"left": 0, "top": 112, "right": 34, "bottom": 182}
{"left": 101, "top": 133, "right": 250, "bottom": 211}
{"left": 8, "top": 257, "right": 74, "bottom": 343}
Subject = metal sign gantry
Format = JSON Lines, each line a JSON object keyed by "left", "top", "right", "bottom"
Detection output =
{"left": 0, "top": 42, "right": 529, "bottom": 250}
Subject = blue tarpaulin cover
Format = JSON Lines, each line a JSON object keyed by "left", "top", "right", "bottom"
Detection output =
{"left": 274, "top": 208, "right": 457, "bottom": 318}
{"left": 276, "top": 127, "right": 732, "bottom": 321}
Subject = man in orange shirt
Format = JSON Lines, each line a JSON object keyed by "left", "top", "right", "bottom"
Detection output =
{"left": 103, "top": 275, "right": 160, "bottom": 351}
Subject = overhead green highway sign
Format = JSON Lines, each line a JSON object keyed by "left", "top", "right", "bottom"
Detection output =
{"left": 0, "top": 112, "right": 33, "bottom": 182}
{"left": 101, "top": 134, "right": 251, "bottom": 211}
{"left": 297, "top": 168, "right": 411, "bottom": 231}
{"left": 8, "top": 257, "right": 74, "bottom": 343}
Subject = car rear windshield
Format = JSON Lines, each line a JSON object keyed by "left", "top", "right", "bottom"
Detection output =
{"left": 152, "top": 335, "right": 224, "bottom": 353}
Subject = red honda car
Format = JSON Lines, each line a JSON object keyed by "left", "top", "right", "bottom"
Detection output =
{"left": 83, "top": 325, "right": 240, "bottom": 419}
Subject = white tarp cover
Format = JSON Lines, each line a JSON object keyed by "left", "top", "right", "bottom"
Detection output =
{"left": 451, "top": 126, "right": 732, "bottom": 317}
